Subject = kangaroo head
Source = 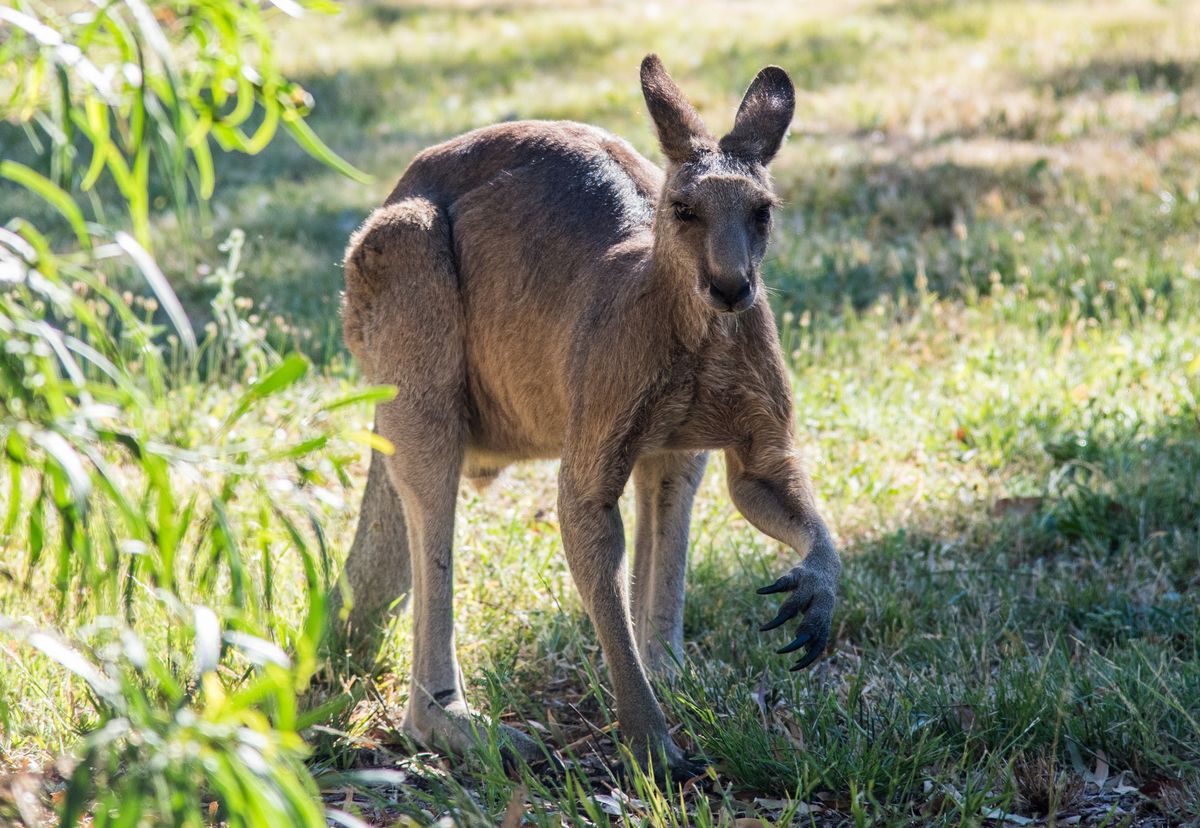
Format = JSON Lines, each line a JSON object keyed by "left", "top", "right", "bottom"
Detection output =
{"left": 640, "top": 54, "right": 794, "bottom": 315}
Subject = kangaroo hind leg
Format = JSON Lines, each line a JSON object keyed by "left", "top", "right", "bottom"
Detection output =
{"left": 332, "top": 198, "right": 450, "bottom": 664}
{"left": 632, "top": 451, "right": 708, "bottom": 676}
{"left": 330, "top": 439, "right": 411, "bottom": 666}
{"left": 340, "top": 198, "right": 548, "bottom": 769}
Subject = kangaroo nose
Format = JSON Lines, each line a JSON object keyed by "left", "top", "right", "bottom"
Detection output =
{"left": 708, "top": 277, "right": 753, "bottom": 311}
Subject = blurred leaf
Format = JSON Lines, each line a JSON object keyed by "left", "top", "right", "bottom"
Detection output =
{"left": 0, "top": 161, "right": 91, "bottom": 250}
{"left": 346, "top": 429, "right": 394, "bottom": 455}
{"left": 33, "top": 430, "right": 91, "bottom": 516}
{"left": 24, "top": 630, "right": 118, "bottom": 702}
{"left": 225, "top": 353, "right": 309, "bottom": 428}
{"left": 281, "top": 114, "right": 370, "bottom": 183}
{"left": 0, "top": 6, "right": 114, "bottom": 101}
{"left": 0, "top": 0, "right": 373, "bottom": 823}
{"left": 114, "top": 231, "right": 197, "bottom": 353}
{"left": 318, "top": 385, "right": 397, "bottom": 413}
{"left": 225, "top": 630, "right": 291, "bottom": 668}
{"left": 193, "top": 605, "right": 221, "bottom": 677}
{"left": 326, "top": 809, "right": 372, "bottom": 828}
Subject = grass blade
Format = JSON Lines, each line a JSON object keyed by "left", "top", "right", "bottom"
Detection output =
{"left": 224, "top": 353, "right": 309, "bottom": 428}
{"left": 0, "top": 161, "right": 91, "bottom": 250}
{"left": 281, "top": 113, "right": 369, "bottom": 183}
{"left": 114, "top": 231, "right": 197, "bottom": 353}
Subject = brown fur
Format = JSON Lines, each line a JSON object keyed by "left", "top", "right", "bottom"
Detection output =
{"left": 334, "top": 54, "right": 841, "bottom": 779}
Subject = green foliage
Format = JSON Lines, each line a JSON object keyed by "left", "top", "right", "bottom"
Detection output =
{"left": 0, "top": 0, "right": 365, "bottom": 249}
{"left": 2, "top": 607, "right": 326, "bottom": 827}
{"left": 0, "top": 0, "right": 375, "bottom": 825}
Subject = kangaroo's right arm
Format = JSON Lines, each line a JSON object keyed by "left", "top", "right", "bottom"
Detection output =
{"left": 721, "top": 322, "right": 841, "bottom": 670}
{"left": 725, "top": 440, "right": 840, "bottom": 670}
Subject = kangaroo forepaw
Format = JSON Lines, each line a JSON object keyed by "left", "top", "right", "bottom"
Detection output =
{"left": 757, "top": 557, "right": 837, "bottom": 671}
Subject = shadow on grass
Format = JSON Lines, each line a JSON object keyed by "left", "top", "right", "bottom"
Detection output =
{"left": 188, "top": 39, "right": 1200, "bottom": 354}
{"left": 306, "top": 411, "right": 1199, "bottom": 823}
{"left": 994, "top": 56, "right": 1200, "bottom": 145}
{"left": 766, "top": 156, "right": 1056, "bottom": 314}
{"left": 1040, "top": 57, "right": 1200, "bottom": 98}
{"left": 210, "top": 5, "right": 880, "bottom": 186}
{"left": 676, "top": 412, "right": 1198, "bottom": 793}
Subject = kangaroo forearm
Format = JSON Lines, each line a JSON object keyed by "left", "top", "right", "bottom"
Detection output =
{"left": 726, "top": 449, "right": 837, "bottom": 565}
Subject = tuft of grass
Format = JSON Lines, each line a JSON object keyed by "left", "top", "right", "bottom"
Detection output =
{"left": 1013, "top": 750, "right": 1086, "bottom": 817}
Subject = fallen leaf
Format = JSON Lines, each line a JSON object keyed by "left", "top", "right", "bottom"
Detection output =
{"left": 980, "top": 806, "right": 1036, "bottom": 825}
{"left": 608, "top": 788, "right": 647, "bottom": 811}
{"left": 753, "top": 797, "right": 788, "bottom": 811}
{"left": 754, "top": 797, "right": 817, "bottom": 817}
{"left": 1089, "top": 750, "right": 1109, "bottom": 787}
{"left": 590, "top": 794, "right": 622, "bottom": 816}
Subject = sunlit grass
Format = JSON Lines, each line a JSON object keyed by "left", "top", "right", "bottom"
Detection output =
{"left": 3, "top": 0, "right": 1199, "bottom": 824}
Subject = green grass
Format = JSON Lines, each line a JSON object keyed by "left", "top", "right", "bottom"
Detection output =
{"left": 4, "top": 0, "right": 1200, "bottom": 824}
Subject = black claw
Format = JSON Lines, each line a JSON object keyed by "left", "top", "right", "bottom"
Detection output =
{"left": 777, "top": 632, "right": 811, "bottom": 654}
{"left": 759, "top": 608, "right": 792, "bottom": 632}
{"left": 789, "top": 645, "right": 825, "bottom": 671}
{"left": 756, "top": 578, "right": 790, "bottom": 595}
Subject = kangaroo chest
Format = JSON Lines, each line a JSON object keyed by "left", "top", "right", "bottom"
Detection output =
{"left": 633, "top": 339, "right": 748, "bottom": 455}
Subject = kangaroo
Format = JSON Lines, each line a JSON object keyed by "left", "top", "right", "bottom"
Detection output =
{"left": 334, "top": 55, "right": 841, "bottom": 781}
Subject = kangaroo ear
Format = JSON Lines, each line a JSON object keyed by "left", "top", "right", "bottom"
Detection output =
{"left": 719, "top": 66, "right": 795, "bottom": 165}
{"left": 640, "top": 54, "right": 715, "bottom": 165}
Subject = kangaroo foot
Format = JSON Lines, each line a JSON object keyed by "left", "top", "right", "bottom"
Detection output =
{"left": 620, "top": 729, "right": 708, "bottom": 785}
{"left": 404, "top": 695, "right": 560, "bottom": 773}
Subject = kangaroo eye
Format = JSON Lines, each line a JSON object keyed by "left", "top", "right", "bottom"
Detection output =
{"left": 672, "top": 202, "right": 697, "bottom": 222}
{"left": 754, "top": 204, "right": 772, "bottom": 226}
